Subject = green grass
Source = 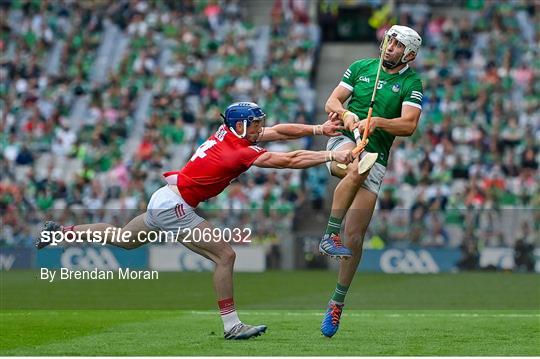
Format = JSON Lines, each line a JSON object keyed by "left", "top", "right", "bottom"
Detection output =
{"left": 1, "top": 271, "right": 539, "bottom": 355}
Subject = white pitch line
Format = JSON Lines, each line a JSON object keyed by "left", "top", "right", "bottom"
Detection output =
{"left": 189, "top": 311, "right": 540, "bottom": 318}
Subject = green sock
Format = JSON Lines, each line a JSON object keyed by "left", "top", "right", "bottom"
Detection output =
{"left": 331, "top": 283, "right": 349, "bottom": 304}
{"left": 325, "top": 216, "right": 342, "bottom": 235}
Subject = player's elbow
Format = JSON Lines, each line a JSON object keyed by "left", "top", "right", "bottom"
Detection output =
{"left": 404, "top": 126, "right": 416, "bottom": 136}
{"left": 324, "top": 96, "right": 339, "bottom": 113}
{"left": 403, "top": 119, "right": 418, "bottom": 136}
{"left": 324, "top": 101, "right": 331, "bottom": 113}
{"left": 409, "top": 123, "right": 419, "bottom": 136}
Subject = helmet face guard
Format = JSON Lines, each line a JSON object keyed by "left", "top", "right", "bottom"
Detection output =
{"left": 381, "top": 25, "right": 422, "bottom": 68}
{"left": 221, "top": 102, "right": 266, "bottom": 138}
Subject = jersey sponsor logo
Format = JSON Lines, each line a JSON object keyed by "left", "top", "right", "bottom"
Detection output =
{"left": 410, "top": 90, "right": 423, "bottom": 101}
{"left": 392, "top": 83, "right": 401, "bottom": 92}
{"left": 343, "top": 68, "right": 352, "bottom": 79}
{"left": 377, "top": 80, "right": 387, "bottom": 90}
{"left": 358, "top": 75, "right": 370, "bottom": 83}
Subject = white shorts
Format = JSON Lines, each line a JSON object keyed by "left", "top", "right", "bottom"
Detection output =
{"left": 144, "top": 185, "right": 205, "bottom": 233}
{"left": 326, "top": 135, "right": 386, "bottom": 195}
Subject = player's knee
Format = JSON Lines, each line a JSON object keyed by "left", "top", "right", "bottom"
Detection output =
{"left": 330, "top": 162, "right": 346, "bottom": 178}
{"left": 217, "top": 247, "right": 236, "bottom": 266}
{"left": 345, "top": 229, "right": 366, "bottom": 252}
{"left": 120, "top": 240, "right": 141, "bottom": 250}
{"left": 345, "top": 167, "right": 368, "bottom": 186}
{"left": 124, "top": 242, "right": 141, "bottom": 250}
{"left": 117, "top": 230, "right": 143, "bottom": 250}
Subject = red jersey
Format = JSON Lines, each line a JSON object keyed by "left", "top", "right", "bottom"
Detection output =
{"left": 163, "top": 125, "right": 266, "bottom": 207}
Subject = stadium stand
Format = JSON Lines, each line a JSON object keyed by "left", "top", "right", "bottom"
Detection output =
{"left": 1, "top": 0, "right": 320, "bottom": 247}
{"left": 1, "top": 1, "right": 538, "bottom": 260}
{"left": 365, "top": 1, "right": 538, "bottom": 250}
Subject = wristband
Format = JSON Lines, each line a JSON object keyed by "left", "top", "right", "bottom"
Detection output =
{"left": 326, "top": 150, "right": 333, "bottom": 162}
{"left": 341, "top": 111, "right": 352, "bottom": 120}
{"left": 342, "top": 111, "right": 358, "bottom": 123}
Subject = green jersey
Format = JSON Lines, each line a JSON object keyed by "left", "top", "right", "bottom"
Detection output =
{"left": 340, "top": 58, "right": 423, "bottom": 166}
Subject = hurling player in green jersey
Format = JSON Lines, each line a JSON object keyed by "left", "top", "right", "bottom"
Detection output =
{"left": 319, "top": 25, "right": 424, "bottom": 338}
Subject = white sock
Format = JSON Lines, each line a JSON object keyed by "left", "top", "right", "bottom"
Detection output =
{"left": 218, "top": 298, "right": 241, "bottom": 332}
{"left": 221, "top": 311, "right": 241, "bottom": 332}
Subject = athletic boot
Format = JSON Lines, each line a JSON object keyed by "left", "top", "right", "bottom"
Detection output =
{"left": 321, "top": 302, "right": 344, "bottom": 338}
{"left": 35, "top": 221, "right": 62, "bottom": 249}
{"left": 224, "top": 322, "right": 267, "bottom": 340}
{"left": 319, "top": 233, "right": 352, "bottom": 259}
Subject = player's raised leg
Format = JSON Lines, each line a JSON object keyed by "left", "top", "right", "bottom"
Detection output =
{"left": 319, "top": 138, "right": 369, "bottom": 258}
{"left": 36, "top": 214, "right": 152, "bottom": 250}
{"left": 181, "top": 220, "right": 267, "bottom": 340}
{"left": 321, "top": 186, "right": 377, "bottom": 338}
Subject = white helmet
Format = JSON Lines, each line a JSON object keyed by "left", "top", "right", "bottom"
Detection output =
{"left": 385, "top": 25, "right": 422, "bottom": 63}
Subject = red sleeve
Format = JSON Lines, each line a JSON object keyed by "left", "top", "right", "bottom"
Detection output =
{"left": 240, "top": 145, "right": 267, "bottom": 167}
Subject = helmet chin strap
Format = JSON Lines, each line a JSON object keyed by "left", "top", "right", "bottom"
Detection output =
{"left": 229, "top": 120, "right": 247, "bottom": 138}
{"left": 383, "top": 54, "right": 409, "bottom": 69}
{"left": 382, "top": 59, "right": 400, "bottom": 69}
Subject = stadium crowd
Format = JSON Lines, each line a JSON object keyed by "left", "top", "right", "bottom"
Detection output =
{"left": 1, "top": 0, "right": 538, "bottom": 260}
{"left": 1, "top": 0, "right": 320, "bottom": 247}
{"left": 366, "top": 1, "right": 539, "bottom": 253}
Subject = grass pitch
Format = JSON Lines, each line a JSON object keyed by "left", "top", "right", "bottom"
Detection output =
{"left": 1, "top": 271, "right": 539, "bottom": 355}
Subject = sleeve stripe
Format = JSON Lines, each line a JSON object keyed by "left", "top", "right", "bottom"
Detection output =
{"left": 249, "top": 145, "right": 264, "bottom": 152}
{"left": 410, "top": 96, "right": 423, "bottom": 101}
{"left": 411, "top": 91, "right": 423, "bottom": 96}
{"left": 339, "top": 81, "right": 353, "bottom": 91}
{"left": 402, "top": 101, "right": 422, "bottom": 110}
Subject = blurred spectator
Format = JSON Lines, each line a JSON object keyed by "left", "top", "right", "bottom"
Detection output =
{"left": 1, "top": 0, "right": 321, "bottom": 248}
{"left": 514, "top": 238, "right": 535, "bottom": 273}
{"left": 1, "top": 0, "right": 538, "bottom": 254}
{"left": 457, "top": 229, "right": 480, "bottom": 271}
{"left": 378, "top": 0, "right": 539, "bottom": 250}
{"left": 514, "top": 221, "right": 535, "bottom": 272}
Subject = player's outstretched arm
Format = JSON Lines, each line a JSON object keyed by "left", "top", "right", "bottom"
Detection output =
{"left": 257, "top": 113, "right": 343, "bottom": 142}
{"left": 253, "top": 149, "right": 353, "bottom": 169}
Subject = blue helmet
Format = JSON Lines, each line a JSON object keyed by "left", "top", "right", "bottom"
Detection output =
{"left": 221, "top": 102, "right": 266, "bottom": 138}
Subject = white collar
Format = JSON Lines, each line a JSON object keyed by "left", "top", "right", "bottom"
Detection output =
{"left": 398, "top": 64, "right": 410, "bottom": 74}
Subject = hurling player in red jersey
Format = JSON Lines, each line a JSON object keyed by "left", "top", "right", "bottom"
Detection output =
{"left": 37, "top": 102, "right": 354, "bottom": 340}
